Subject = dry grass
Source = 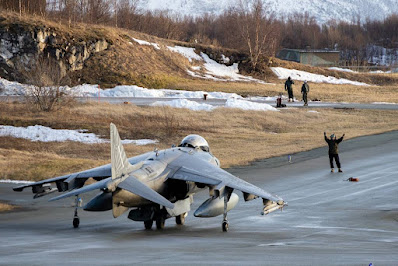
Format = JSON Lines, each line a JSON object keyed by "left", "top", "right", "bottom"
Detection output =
{"left": 1, "top": 101, "right": 397, "bottom": 181}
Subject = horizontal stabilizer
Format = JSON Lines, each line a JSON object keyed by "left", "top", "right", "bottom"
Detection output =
{"left": 118, "top": 176, "right": 174, "bottom": 209}
{"left": 49, "top": 177, "right": 111, "bottom": 202}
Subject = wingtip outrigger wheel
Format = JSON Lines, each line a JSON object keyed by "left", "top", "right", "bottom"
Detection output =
{"left": 73, "top": 196, "right": 82, "bottom": 228}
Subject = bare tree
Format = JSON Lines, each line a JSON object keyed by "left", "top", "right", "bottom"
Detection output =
{"left": 19, "top": 57, "right": 73, "bottom": 112}
{"left": 0, "top": 0, "right": 46, "bottom": 16}
{"left": 117, "top": 0, "right": 139, "bottom": 29}
{"left": 235, "top": 0, "right": 279, "bottom": 70}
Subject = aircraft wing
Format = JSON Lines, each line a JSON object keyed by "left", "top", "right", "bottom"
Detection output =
{"left": 13, "top": 152, "right": 153, "bottom": 194}
{"left": 169, "top": 160, "right": 283, "bottom": 203}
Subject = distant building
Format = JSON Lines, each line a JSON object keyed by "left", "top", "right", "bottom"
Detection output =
{"left": 276, "top": 48, "right": 340, "bottom": 67}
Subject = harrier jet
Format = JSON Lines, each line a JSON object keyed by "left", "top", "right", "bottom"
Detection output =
{"left": 14, "top": 123, "right": 285, "bottom": 231}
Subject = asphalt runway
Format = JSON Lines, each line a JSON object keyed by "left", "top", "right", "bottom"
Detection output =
{"left": 0, "top": 131, "right": 397, "bottom": 265}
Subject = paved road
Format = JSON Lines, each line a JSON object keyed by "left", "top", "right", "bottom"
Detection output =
{"left": 0, "top": 131, "right": 397, "bottom": 265}
{"left": 1, "top": 95, "right": 398, "bottom": 110}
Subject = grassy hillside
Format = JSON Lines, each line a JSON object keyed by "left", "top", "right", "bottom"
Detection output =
{"left": 2, "top": 11, "right": 398, "bottom": 99}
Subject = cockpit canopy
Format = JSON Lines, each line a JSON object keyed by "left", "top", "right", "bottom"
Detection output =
{"left": 179, "top": 134, "right": 210, "bottom": 152}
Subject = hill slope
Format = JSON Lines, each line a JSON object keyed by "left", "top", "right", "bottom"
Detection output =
{"left": 139, "top": 0, "right": 398, "bottom": 24}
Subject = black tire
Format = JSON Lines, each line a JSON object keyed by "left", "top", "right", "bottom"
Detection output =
{"left": 73, "top": 217, "right": 80, "bottom": 228}
{"left": 222, "top": 221, "right": 228, "bottom": 232}
{"left": 144, "top": 220, "right": 153, "bottom": 230}
{"left": 156, "top": 216, "right": 165, "bottom": 230}
{"left": 176, "top": 213, "right": 185, "bottom": 225}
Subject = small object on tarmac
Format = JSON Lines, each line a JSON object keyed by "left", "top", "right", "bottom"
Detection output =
{"left": 346, "top": 177, "right": 359, "bottom": 182}
{"left": 123, "top": 101, "right": 130, "bottom": 104}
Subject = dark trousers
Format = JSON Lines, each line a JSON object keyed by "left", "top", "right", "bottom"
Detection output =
{"left": 329, "top": 153, "right": 341, "bottom": 168}
{"left": 287, "top": 89, "right": 293, "bottom": 99}
{"left": 302, "top": 92, "right": 308, "bottom": 104}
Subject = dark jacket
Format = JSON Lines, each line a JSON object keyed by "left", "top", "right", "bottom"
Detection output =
{"left": 301, "top": 83, "right": 309, "bottom": 94}
{"left": 325, "top": 135, "right": 344, "bottom": 154}
{"left": 285, "top": 79, "right": 294, "bottom": 91}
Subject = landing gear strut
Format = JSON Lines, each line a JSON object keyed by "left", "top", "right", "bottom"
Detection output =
{"left": 222, "top": 194, "right": 229, "bottom": 232}
{"left": 73, "top": 196, "right": 82, "bottom": 228}
{"left": 144, "top": 220, "right": 153, "bottom": 230}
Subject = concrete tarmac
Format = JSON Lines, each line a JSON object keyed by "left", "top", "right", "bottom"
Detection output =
{"left": 0, "top": 131, "right": 397, "bottom": 265}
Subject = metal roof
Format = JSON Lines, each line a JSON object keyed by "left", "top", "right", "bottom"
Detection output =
{"left": 280, "top": 48, "right": 340, "bottom": 53}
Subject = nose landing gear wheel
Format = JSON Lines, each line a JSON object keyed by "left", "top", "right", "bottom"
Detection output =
{"left": 144, "top": 220, "right": 153, "bottom": 230}
{"left": 222, "top": 220, "right": 229, "bottom": 232}
{"left": 73, "top": 217, "right": 80, "bottom": 228}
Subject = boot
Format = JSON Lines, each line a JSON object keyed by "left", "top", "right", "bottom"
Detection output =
{"left": 338, "top": 168, "right": 343, "bottom": 173}
{"left": 331, "top": 169, "right": 334, "bottom": 173}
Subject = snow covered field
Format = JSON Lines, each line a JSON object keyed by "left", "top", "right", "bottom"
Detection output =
{"left": 0, "top": 125, "right": 158, "bottom": 145}
{"left": 271, "top": 67, "right": 370, "bottom": 86}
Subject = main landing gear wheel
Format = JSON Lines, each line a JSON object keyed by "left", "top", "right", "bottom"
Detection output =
{"left": 73, "top": 195, "right": 82, "bottom": 228}
{"left": 176, "top": 213, "right": 186, "bottom": 225}
{"left": 222, "top": 220, "right": 229, "bottom": 232}
{"left": 156, "top": 216, "right": 165, "bottom": 230}
{"left": 73, "top": 217, "right": 80, "bottom": 228}
{"left": 144, "top": 220, "right": 153, "bottom": 230}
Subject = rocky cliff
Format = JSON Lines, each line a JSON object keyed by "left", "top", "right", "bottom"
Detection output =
{"left": 0, "top": 15, "right": 110, "bottom": 82}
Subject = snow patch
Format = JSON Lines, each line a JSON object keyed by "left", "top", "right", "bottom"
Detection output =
{"left": 167, "top": 46, "right": 202, "bottom": 62}
{"left": 151, "top": 98, "right": 278, "bottom": 112}
{"left": 372, "top": 102, "right": 396, "bottom": 105}
{"left": 200, "top": 52, "right": 266, "bottom": 84}
{"left": 166, "top": 45, "right": 268, "bottom": 84}
{"left": 121, "top": 139, "right": 159, "bottom": 145}
{"left": 225, "top": 98, "right": 278, "bottom": 111}
{"left": 0, "top": 125, "right": 158, "bottom": 145}
{"left": 271, "top": 67, "right": 370, "bottom": 86}
{"left": 0, "top": 78, "right": 244, "bottom": 101}
{"left": 73, "top": 84, "right": 243, "bottom": 99}
{"left": 328, "top": 67, "right": 357, "bottom": 73}
{"left": 151, "top": 99, "right": 215, "bottom": 111}
{"left": 0, "top": 77, "right": 27, "bottom": 95}
{"left": 132, "top": 38, "right": 160, "bottom": 50}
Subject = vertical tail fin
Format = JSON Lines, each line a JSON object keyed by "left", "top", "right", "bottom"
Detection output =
{"left": 110, "top": 123, "right": 130, "bottom": 218}
{"left": 110, "top": 123, "right": 132, "bottom": 180}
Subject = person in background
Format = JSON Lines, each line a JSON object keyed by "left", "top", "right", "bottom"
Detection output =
{"left": 301, "top": 81, "right": 310, "bottom": 106}
{"left": 324, "top": 132, "right": 345, "bottom": 173}
{"left": 284, "top": 76, "right": 294, "bottom": 102}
